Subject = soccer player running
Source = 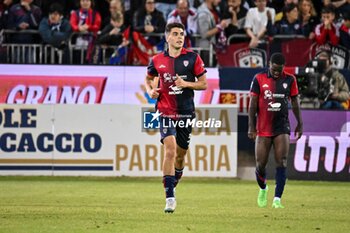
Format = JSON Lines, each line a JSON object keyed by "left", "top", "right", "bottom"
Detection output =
{"left": 248, "top": 53, "right": 303, "bottom": 208}
{"left": 145, "top": 22, "right": 207, "bottom": 213}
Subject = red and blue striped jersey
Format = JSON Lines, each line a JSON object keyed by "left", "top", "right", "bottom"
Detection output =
{"left": 250, "top": 69, "right": 299, "bottom": 136}
{"left": 147, "top": 48, "right": 206, "bottom": 118}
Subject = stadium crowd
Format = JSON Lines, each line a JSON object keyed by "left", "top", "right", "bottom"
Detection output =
{"left": 0, "top": 0, "right": 350, "bottom": 64}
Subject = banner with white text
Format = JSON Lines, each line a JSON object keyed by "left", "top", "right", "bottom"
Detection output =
{"left": 0, "top": 105, "right": 237, "bottom": 177}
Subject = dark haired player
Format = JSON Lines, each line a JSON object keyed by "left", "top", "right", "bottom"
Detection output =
{"left": 145, "top": 22, "right": 207, "bottom": 213}
{"left": 248, "top": 52, "right": 303, "bottom": 208}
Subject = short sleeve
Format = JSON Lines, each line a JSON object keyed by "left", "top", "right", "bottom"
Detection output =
{"left": 244, "top": 9, "right": 253, "bottom": 29}
{"left": 290, "top": 75, "right": 299, "bottom": 97}
{"left": 250, "top": 75, "right": 260, "bottom": 96}
{"left": 194, "top": 54, "right": 206, "bottom": 77}
{"left": 147, "top": 59, "right": 158, "bottom": 77}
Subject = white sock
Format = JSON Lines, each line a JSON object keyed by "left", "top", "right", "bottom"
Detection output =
{"left": 273, "top": 197, "right": 281, "bottom": 202}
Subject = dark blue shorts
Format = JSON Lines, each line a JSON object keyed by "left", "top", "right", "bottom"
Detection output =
{"left": 159, "top": 117, "right": 192, "bottom": 150}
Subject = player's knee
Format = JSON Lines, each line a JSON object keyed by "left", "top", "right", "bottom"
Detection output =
{"left": 276, "top": 157, "right": 287, "bottom": 168}
{"left": 165, "top": 147, "right": 176, "bottom": 160}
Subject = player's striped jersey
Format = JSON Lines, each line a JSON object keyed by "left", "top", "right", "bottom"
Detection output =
{"left": 250, "top": 69, "right": 299, "bottom": 136}
{"left": 147, "top": 48, "right": 206, "bottom": 119}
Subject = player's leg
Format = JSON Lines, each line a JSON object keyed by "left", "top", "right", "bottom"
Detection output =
{"left": 160, "top": 118, "right": 177, "bottom": 213}
{"left": 174, "top": 146, "right": 187, "bottom": 187}
{"left": 255, "top": 136, "right": 272, "bottom": 207}
{"left": 174, "top": 125, "right": 191, "bottom": 188}
{"left": 272, "top": 134, "right": 289, "bottom": 208}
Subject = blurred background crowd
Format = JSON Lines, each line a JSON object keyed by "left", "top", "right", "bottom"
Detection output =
{"left": 0, "top": 0, "right": 349, "bottom": 65}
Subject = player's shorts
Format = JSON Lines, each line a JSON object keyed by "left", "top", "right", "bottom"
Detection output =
{"left": 159, "top": 117, "right": 192, "bottom": 150}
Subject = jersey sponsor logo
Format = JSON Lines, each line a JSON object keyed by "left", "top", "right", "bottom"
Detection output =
{"left": 273, "top": 93, "right": 285, "bottom": 98}
{"left": 159, "top": 64, "right": 166, "bottom": 68}
{"left": 267, "top": 102, "right": 281, "bottom": 111}
{"left": 262, "top": 84, "right": 269, "bottom": 88}
{"left": 183, "top": 60, "right": 189, "bottom": 67}
{"left": 169, "top": 85, "right": 183, "bottom": 95}
{"left": 163, "top": 73, "right": 187, "bottom": 83}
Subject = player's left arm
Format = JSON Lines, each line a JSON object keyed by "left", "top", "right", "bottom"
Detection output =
{"left": 290, "top": 76, "right": 303, "bottom": 139}
{"left": 175, "top": 73, "right": 207, "bottom": 90}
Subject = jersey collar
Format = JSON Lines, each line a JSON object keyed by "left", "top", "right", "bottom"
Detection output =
{"left": 267, "top": 68, "right": 286, "bottom": 79}
{"left": 164, "top": 47, "right": 188, "bottom": 57}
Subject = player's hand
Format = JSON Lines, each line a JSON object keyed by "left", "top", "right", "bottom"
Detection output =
{"left": 248, "top": 126, "right": 257, "bottom": 140}
{"left": 294, "top": 123, "right": 303, "bottom": 140}
{"left": 174, "top": 74, "right": 187, "bottom": 88}
{"left": 148, "top": 88, "right": 160, "bottom": 99}
{"left": 148, "top": 76, "right": 160, "bottom": 99}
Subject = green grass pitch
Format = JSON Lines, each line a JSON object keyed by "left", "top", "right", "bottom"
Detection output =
{"left": 0, "top": 176, "right": 349, "bottom": 233}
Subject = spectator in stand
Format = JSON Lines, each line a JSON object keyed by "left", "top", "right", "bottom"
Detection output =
{"left": 156, "top": 0, "right": 177, "bottom": 19}
{"left": 314, "top": 5, "right": 339, "bottom": 45}
{"left": 70, "top": 0, "right": 101, "bottom": 35}
{"left": 70, "top": 0, "right": 101, "bottom": 63}
{"left": 39, "top": 3, "right": 71, "bottom": 48}
{"left": 267, "top": 3, "right": 302, "bottom": 36}
{"left": 124, "top": 0, "right": 143, "bottom": 28}
{"left": 97, "top": 10, "right": 127, "bottom": 63}
{"left": 221, "top": 0, "right": 248, "bottom": 40}
{"left": 197, "top": 0, "right": 229, "bottom": 64}
{"left": 244, "top": 0, "right": 275, "bottom": 48}
{"left": 8, "top": 0, "right": 42, "bottom": 36}
{"left": 167, "top": 0, "right": 198, "bottom": 47}
{"left": 133, "top": 0, "right": 166, "bottom": 45}
{"left": 274, "top": 0, "right": 299, "bottom": 22}
{"left": 97, "top": 11, "right": 126, "bottom": 46}
{"left": 323, "top": 0, "right": 350, "bottom": 20}
{"left": 298, "top": 0, "right": 319, "bottom": 39}
{"left": 0, "top": 0, "right": 13, "bottom": 29}
{"left": 316, "top": 50, "right": 350, "bottom": 109}
{"left": 38, "top": 3, "right": 72, "bottom": 63}
{"left": 101, "top": 0, "right": 124, "bottom": 29}
{"left": 339, "top": 11, "right": 350, "bottom": 49}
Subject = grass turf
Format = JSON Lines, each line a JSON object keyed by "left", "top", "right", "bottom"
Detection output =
{"left": 0, "top": 176, "right": 349, "bottom": 233}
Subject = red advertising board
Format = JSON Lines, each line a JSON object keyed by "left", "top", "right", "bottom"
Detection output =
{"left": 0, "top": 75, "right": 106, "bottom": 104}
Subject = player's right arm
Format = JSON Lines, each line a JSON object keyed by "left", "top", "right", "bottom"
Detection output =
{"left": 248, "top": 76, "right": 260, "bottom": 140}
{"left": 145, "top": 59, "right": 161, "bottom": 99}
{"left": 248, "top": 95, "right": 258, "bottom": 140}
{"left": 145, "top": 74, "right": 160, "bottom": 99}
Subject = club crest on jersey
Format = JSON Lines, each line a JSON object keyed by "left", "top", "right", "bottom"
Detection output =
{"left": 283, "top": 83, "right": 288, "bottom": 89}
{"left": 264, "top": 90, "right": 273, "bottom": 99}
{"left": 183, "top": 60, "right": 189, "bottom": 67}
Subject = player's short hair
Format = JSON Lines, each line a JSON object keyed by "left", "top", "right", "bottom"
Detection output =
{"left": 270, "top": 53, "right": 285, "bottom": 65}
{"left": 165, "top": 22, "right": 185, "bottom": 35}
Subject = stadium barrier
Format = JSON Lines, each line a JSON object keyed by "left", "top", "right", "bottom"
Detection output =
{"left": 0, "top": 29, "right": 215, "bottom": 66}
